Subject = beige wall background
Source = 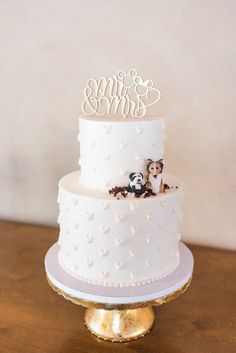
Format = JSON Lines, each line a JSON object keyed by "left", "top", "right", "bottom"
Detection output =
{"left": 1, "top": 0, "right": 236, "bottom": 250}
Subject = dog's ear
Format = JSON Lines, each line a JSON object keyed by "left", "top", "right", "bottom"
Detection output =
{"left": 129, "top": 172, "right": 135, "bottom": 181}
{"left": 146, "top": 158, "right": 153, "bottom": 165}
{"left": 146, "top": 159, "right": 153, "bottom": 171}
{"left": 157, "top": 159, "right": 164, "bottom": 172}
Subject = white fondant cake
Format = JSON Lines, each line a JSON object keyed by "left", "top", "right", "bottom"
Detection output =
{"left": 58, "top": 171, "right": 182, "bottom": 286}
{"left": 57, "top": 114, "right": 183, "bottom": 287}
{"left": 79, "top": 116, "right": 165, "bottom": 191}
{"left": 56, "top": 68, "right": 183, "bottom": 287}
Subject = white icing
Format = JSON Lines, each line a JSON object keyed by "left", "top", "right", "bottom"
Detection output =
{"left": 73, "top": 244, "right": 79, "bottom": 251}
{"left": 99, "top": 226, "right": 110, "bottom": 234}
{"left": 79, "top": 115, "right": 165, "bottom": 191}
{"left": 114, "top": 213, "right": 125, "bottom": 223}
{"left": 87, "top": 259, "right": 94, "bottom": 267}
{"left": 85, "top": 211, "right": 94, "bottom": 220}
{"left": 85, "top": 234, "right": 93, "bottom": 243}
{"left": 146, "top": 235, "right": 153, "bottom": 243}
{"left": 57, "top": 171, "right": 182, "bottom": 286}
{"left": 119, "top": 141, "right": 128, "bottom": 149}
{"left": 129, "top": 249, "right": 137, "bottom": 257}
{"left": 115, "top": 238, "right": 126, "bottom": 247}
{"left": 146, "top": 212, "right": 153, "bottom": 221}
{"left": 100, "top": 201, "right": 110, "bottom": 210}
{"left": 99, "top": 249, "right": 109, "bottom": 257}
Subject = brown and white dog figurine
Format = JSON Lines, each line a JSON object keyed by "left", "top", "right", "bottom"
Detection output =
{"left": 146, "top": 159, "right": 165, "bottom": 194}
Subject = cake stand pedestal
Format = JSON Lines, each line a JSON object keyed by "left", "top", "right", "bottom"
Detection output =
{"left": 45, "top": 242, "right": 193, "bottom": 342}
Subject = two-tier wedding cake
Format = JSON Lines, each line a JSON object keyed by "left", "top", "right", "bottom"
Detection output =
{"left": 57, "top": 69, "right": 183, "bottom": 287}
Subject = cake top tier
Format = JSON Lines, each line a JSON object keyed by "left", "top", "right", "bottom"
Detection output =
{"left": 78, "top": 115, "right": 165, "bottom": 191}
{"left": 82, "top": 68, "right": 161, "bottom": 119}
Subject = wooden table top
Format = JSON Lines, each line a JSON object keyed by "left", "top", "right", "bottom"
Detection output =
{"left": 0, "top": 220, "right": 236, "bottom": 353}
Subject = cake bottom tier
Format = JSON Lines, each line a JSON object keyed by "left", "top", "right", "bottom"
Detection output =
{"left": 57, "top": 171, "right": 183, "bottom": 287}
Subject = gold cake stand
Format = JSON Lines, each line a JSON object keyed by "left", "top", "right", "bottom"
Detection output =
{"left": 45, "top": 242, "right": 193, "bottom": 342}
{"left": 47, "top": 275, "right": 191, "bottom": 342}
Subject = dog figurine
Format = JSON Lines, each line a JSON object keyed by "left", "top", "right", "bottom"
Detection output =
{"left": 109, "top": 172, "right": 153, "bottom": 199}
{"left": 127, "top": 172, "right": 147, "bottom": 197}
{"left": 146, "top": 159, "right": 165, "bottom": 194}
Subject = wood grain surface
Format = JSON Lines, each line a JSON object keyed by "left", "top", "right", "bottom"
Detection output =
{"left": 0, "top": 220, "right": 235, "bottom": 353}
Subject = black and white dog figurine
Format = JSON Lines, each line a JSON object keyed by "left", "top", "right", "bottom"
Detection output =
{"left": 127, "top": 172, "right": 147, "bottom": 197}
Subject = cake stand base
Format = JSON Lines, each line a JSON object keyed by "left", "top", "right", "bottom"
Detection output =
{"left": 85, "top": 306, "right": 155, "bottom": 342}
{"left": 45, "top": 242, "right": 193, "bottom": 342}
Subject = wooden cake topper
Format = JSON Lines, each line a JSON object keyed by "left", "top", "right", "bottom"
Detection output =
{"left": 82, "top": 68, "right": 161, "bottom": 118}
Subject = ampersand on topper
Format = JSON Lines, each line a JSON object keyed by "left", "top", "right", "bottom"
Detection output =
{"left": 82, "top": 68, "right": 161, "bottom": 118}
